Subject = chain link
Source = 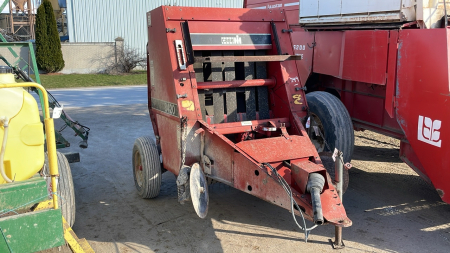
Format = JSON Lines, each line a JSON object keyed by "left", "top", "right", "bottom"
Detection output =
{"left": 181, "top": 117, "right": 188, "bottom": 166}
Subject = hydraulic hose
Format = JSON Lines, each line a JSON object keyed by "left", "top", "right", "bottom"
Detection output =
{"left": 0, "top": 116, "right": 13, "bottom": 183}
{"left": 307, "top": 173, "right": 325, "bottom": 225}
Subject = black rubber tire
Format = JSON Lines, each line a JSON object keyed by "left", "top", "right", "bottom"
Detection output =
{"left": 132, "top": 136, "right": 161, "bottom": 198}
{"left": 43, "top": 152, "right": 76, "bottom": 227}
{"left": 306, "top": 91, "right": 354, "bottom": 192}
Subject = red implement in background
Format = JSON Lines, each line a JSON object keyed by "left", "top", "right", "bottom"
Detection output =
{"left": 245, "top": 0, "right": 450, "bottom": 202}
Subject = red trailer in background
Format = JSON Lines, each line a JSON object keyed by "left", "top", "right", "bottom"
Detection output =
{"left": 245, "top": 0, "right": 450, "bottom": 203}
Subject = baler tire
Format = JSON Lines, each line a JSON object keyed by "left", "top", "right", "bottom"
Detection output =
{"left": 132, "top": 136, "right": 161, "bottom": 199}
{"left": 306, "top": 91, "right": 354, "bottom": 193}
{"left": 43, "top": 152, "right": 76, "bottom": 227}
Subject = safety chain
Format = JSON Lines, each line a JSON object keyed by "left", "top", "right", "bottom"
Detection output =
{"left": 180, "top": 116, "right": 188, "bottom": 166}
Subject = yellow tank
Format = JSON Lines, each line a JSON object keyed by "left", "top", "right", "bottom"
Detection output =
{"left": 0, "top": 73, "right": 45, "bottom": 184}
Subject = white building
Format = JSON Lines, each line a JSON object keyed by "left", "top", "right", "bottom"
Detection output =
{"left": 66, "top": 0, "right": 244, "bottom": 55}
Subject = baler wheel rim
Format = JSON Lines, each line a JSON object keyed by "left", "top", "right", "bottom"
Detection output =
{"left": 306, "top": 91, "right": 354, "bottom": 193}
{"left": 132, "top": 136, "right": 161, "bottom": 199}
{"left": 134, "top": 150, "right": 144, "bottom": 188}
{"left": 308, "top": 112, "right": 326, "bottom": 153}
{"left": 306, "top": 91, "right": 354, "bottom": 163}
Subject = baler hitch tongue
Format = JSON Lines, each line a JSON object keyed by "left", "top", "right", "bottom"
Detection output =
{"left": 307, "top": 173, "right": 325, "bottom": 225}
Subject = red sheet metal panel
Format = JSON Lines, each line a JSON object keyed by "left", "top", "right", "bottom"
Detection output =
{"left": 352, "top": 94, "right": 385, "bottom": 126}
{"left": 204, "top": 130, "right": 234, "bottom": 184}
{"left": 313, "top": 31, "right": 344, "bottom": 77}
{"left": 290, "top": 30, "right": 315, "bottom": 86}
{"left": 157, "top": 115, "right": 181, "bottom": 174}
{"left": 318, "top": 75, "right": 403, "bottom": 135}
{"left": 235, "top": 136, "right": 316, "bottom": 163}
{"left": 291, "top": 159, "right": 326, "bottom": 193}
{"left": 188, "top": 21, "right": 271, "bottom": 34}
{"left": 385, "top": 30, "right": 399, "bottom": 117}
{"left": 211, "top": 118, "right": 290, "bottom": 134}
{"left": 399, "top": 141, "right": 430, "bottom": 183}
{"left": 245, "top": 0, "right": 300, "bottom": 25}
{"left": 164, "top": 5, "right": 285, "bottom": 22}
{"left": 397, "top": 28, "right": 450, "bottom": 203}
{"left": 147, "top": 9, "right": 178, "bottom": 106}
{"left": 313, "top": 30, "right": 389, "bottom": 85}
{"left": 233, "top": 152, "right": 314, "bottom": 219}
{"left": 341, "top": 30, "right": 389, "bottom": 85}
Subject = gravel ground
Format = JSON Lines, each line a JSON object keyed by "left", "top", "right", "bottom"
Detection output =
{"left": 41, "top": 104, "right": 450, "bottom": 253}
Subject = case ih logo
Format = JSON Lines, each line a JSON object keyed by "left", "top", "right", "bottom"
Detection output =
{"left": 221, "top": 35, "right": 242, "bottom": 45}
{"left": 418, "top": 115, "right": 442, "bottom": 147}
{"left": 268, "top": 3, "right": 282, "bottom": 9}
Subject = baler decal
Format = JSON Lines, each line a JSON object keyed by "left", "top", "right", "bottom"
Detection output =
{"left": 190, "top": 33, "right": 271, "bottom": 47}
{"left": 293, "top": 94, "right": 303, "bottom": 104}
{"left": 181, "top": 100, "right": 195, "bottom": 111}
{"left": 151, "top": 98, "right": 179, "bottom": 117}
{"left": 418, "top": 115, "right": 442, "bottom": 147}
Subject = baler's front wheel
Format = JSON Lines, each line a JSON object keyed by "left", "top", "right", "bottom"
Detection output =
{"left": 132, "top": 136, "right": 161, "bottom": 198}
{"left": 43, "top": 151, "right": 76, "bottom": 227}
{"left": 306, "top": 91, "right": 354, "bottom": 193}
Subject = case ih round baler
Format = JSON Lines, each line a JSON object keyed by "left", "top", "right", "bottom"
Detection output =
{"left": 133, "top": 6, "right": 354, "bottom": 242}
{"left": 245, "top": 0, "right": 450, "bottom": 203}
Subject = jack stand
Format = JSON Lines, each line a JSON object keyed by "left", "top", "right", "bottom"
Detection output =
{"left": 330, "top": 150, "right": 345, "bottom": 249}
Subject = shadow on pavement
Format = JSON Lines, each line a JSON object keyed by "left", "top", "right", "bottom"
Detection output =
{"left": 42, "top": 104, "right": 450, "bottom": 253}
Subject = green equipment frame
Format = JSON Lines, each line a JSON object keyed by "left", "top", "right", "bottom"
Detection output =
{"left": 0, "top": 33, "right": 89, "bottom": 150}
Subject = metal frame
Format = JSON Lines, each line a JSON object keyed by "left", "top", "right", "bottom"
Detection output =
{"left": 144, "top": 6, "right": 351, "bottom": 241}
{"left": 0, "top": 37, "right": 89, "bottom": 150}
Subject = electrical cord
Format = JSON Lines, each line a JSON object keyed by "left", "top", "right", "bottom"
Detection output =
{"left": 263, "top": 163, "right": 317, "bottom": 242}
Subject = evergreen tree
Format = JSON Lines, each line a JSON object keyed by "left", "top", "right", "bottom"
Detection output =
{"left": 35, "top": 0, "right": 65, "bottom": 73}
{"left": 35, "top": 1, "right": 49, "bottom": 71}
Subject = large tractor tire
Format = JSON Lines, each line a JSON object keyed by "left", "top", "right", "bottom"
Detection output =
{"left": 306, "top": 91, "right": 354, "bottom": 193}
{"left": 43, "top": 151, "right": 76, "bottom": 227}
{"left": 132, "top": 136, "right": 161, "bottom": 198}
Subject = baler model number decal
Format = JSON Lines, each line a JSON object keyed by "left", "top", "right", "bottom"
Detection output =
{"left": 293, "top": 45, "right": 305, "bottom": 59}
{"left": 190, "top": 33, "right": 271, "bottom": 47}
{"left": 293, "top": 44, "right": 306, "bottom": 51}
{"left": 152, "top": 98, "right": 179, "bottom": 117}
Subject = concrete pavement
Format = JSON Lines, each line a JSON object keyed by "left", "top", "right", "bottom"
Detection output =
{"left": 46, "top": 85, "right": 148, "bottom": 108}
